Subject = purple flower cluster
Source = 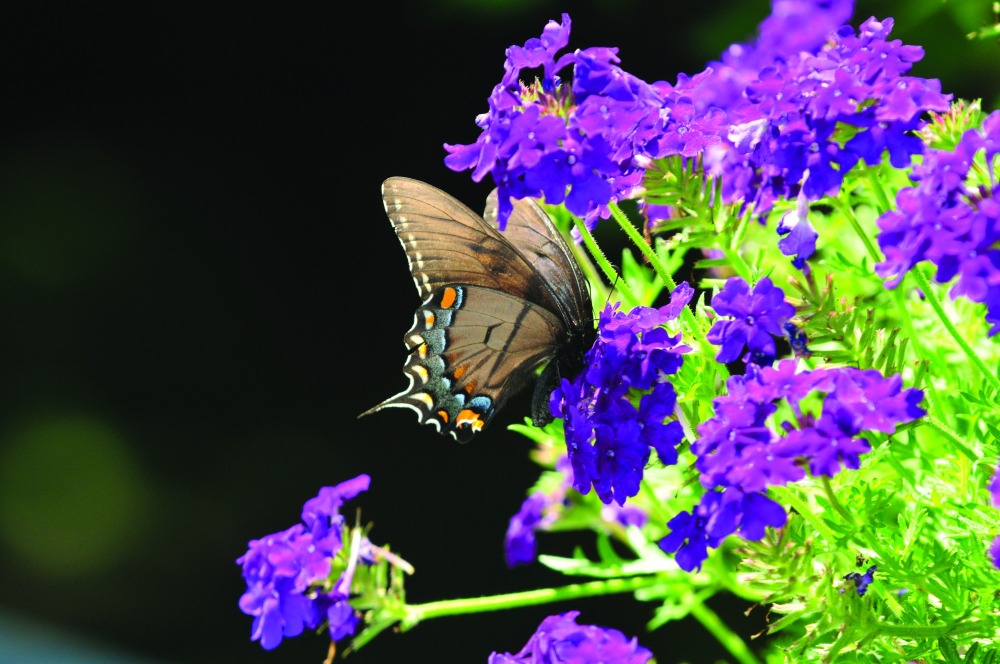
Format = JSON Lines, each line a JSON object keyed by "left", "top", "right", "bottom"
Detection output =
{"left": 706, "top": 276, "right": 796, "bottom": 365}
{"left": 684, "top": 11, "right": 952, "bottom": 222}
{"left": 549, "top": 284, "right": 693, "bottom": 505}
{"left": 660, "top": 361, "right": 924, "bottom": 571}
{"left": 237, "top": 475, "right": 371, "bottom": 650}
{"left": 489, "top": 611, "right": 652, "bottom": 664}
{"left": 446, "top": 2, "right": 950, "bottom": 269}
{"left": 444, "top": 14, "right": 663, "bottom": 228}
{"left": 504, "top": 456, "right": 648, "bottom": 567}
{"left": 876, "top": 110, "right": 1000, "bottom": 334}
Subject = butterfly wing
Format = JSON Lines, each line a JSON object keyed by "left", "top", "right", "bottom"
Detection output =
{"left": 360, "top": 284, "right": 564, "bottom": 442}
{"left": 483, "top": 189, "right": 593, "bottom": 330}
{"left": 381, "top": 177, "right": 564, "bottom": 316}
{"left": 365, "top": 177, "right": 596, "bottom": 440}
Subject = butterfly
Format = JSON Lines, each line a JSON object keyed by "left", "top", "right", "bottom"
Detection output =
{"left": 360, "top": 177, "right": 595, "bottom": 442}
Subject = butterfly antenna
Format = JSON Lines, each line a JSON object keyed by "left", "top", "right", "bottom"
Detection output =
{"left": 607, "top": 268, "right": 623, "bottom": 308}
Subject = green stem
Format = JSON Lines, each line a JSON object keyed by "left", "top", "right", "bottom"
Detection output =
{"left": 889, "top": 285, "right": 930, "bottom": 363}
{"left": 834, "top": 197, "right": 881, "bottom": 264}
{"left": 689, "top": 597, "right": 763, "bottom": 664}
{"left": 402, "top": 575, "right": 657, "bottom": 628}
{"left": 638, "top": 478, "right": 674, "bottom": 528}
{"left": 608, "top": 202, "right": 728, "bottom": 378}
{"left": 821, "top": 476, "right": 857, "bottom": 527}
{"left": 770, "top": 485, "right": 839, "bottom": 542}
{"left": 873, "top": 620, "right": 983, "bottom": 639}
{"left": 908, "top": 267, "right": 1000, "bottom": 391}
{"left": 703, "top": 548, "right": 770, "bottom": 604}
{"left": 566, "top": 235, "right": 610, "bottom": 309}
{"left": 924, "top": 416, "right": 977, "bottom": 461}
{"left": 835, "top": 185, "right": 937, "bottom": 381}
{"left": 572, "top": 213, "right": 640, "bottom": 309}
{"left": 862, "top": 163, "right": 893, "bottom": 214}
{"left": 608, "top": 202, "right": 677, "bottom": 290}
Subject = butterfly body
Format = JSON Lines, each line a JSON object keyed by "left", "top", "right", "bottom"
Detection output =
{"left": 362, "top": 178, "right": 594, "bottom": 442}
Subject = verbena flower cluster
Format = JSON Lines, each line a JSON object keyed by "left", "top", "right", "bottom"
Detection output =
{"left": 660, "top": 360, "right": 925, "bottom": 571}
{"left": 489, "top": 611, "right": 652, "bottom": 664}
{"left": 876, "top": 110, "right": 1000, "bottom": 334}
{"left": 549, "top": 284, "right": 692, "bottom": 506}
{"left": 237, "top": 475, "right": 371, "bottom": 650}
{"left": 444, "top": 13, "right": 662, "bottom": 228}
{"left": 692, "top": 15, "right": 951, "bottom": 215}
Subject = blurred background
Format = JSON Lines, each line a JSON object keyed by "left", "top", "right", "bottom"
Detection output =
{"left": 0, "top": 1, "right": 996, "bottom": 662}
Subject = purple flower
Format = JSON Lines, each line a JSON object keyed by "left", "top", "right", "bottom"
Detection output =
{"left": 876, "top": 110, "right": 1000, "bottom": 335}
{"left": 550, "top": 284, "right": 692, "bottom": 505}
{"left": 784, "top": 322, "right": 811, "bottom": 358}
{"left": 990, "top": 463, "right": 1000, "bottom": 509}
{"left": 697, "top": 362, "right": 924, "bottom": 494}
{"left": 504, "top": 492, "right": 551, "bottom": 567}
{"left": 237, "top": 475, "right": 371, "bottom": 650}
{"left": 658, "top": 491, "right": 725, "bottom": 572}
{"left": 602, "top": 502, "right": 648, "bottom": 529}
{"left": 783, "top": 404, "right": 871, "bottom": 477}
{"left": 844, "top": 565, "right": 878, "bottom": 597}
{"left": 706, "top": 277, "right": 796, "bottom": 365}
{"left": 673, "top": 0, "right": 853, "bottom": 119}
{"left": 488, "top": 611, "right": 652, "bottom": 664}
{"left": 777, "top": 192, "right": 818, "bottom": 270}
{"left": 659, "top": 488, "right": 786, "bottom": 572}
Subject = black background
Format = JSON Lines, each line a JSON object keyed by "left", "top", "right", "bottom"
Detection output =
{"left": 0, "top": 2, "right": 995, "bottom": 663}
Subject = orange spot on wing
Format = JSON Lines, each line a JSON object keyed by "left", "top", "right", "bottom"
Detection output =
{"left": 463, "top": 379, "right": 478, "bottom": 395}
{"left": 452, "top": 365, "right": 467, "bottom": 380}
{"left": 440, "top": 287, "right": 457, "bottom": 309}
{"left": 456, "top": 409, "right": 485, "bottom": 432}
{"left": 437, "top": 410, "right": 449, "bottom": 423}
{"left": 418, "top": 343, "right": 428, "bottom": 359}
{"left": 424, "top": 311, "right": 435, "bottom": 328}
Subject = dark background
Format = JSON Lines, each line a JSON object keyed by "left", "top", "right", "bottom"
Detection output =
{"left": 0, "top": 2, "right": 995, "bottom": 662}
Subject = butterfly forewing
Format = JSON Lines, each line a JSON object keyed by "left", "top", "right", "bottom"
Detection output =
{"left": 483, "top": 189, "right": 592, "bottom": 330}
{"left": 381, "top": 177, "right": 563, "bottom": 316}
{"left": 361, "top": 285, "right": 564, "bottom": 442}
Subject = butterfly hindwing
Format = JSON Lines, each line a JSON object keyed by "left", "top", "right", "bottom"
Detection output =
{"left": 362, "top": 284, "right": 564, "bottom": 442}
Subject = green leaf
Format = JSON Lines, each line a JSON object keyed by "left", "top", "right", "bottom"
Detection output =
{"left": 939, "top": 636, "right": 962, "bottom": 664}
